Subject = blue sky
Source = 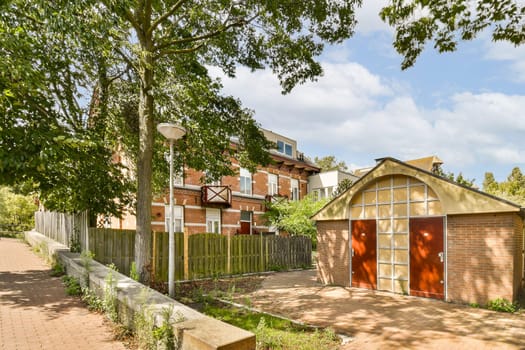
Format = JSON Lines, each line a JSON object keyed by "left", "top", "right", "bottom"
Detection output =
{"left": 213, "top": 2, "right": 525, "bottom": 186}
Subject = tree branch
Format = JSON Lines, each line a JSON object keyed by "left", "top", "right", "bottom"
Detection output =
{"left": 147, "top": 0, "right": 187, "bottom": 36}
{"left": 153, "top": 14, "right": 258, "bottom": 53}
{"left": 155, "top": 43, "right": 205, "bottom": 58}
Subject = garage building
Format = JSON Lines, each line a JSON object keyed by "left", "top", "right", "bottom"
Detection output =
{"left": 313, "top": 157, "right": 524, "bottom": 304}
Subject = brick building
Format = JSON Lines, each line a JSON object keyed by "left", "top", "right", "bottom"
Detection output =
{"left": 111, "top": 129, "right": 319, "bottom": 235}
{"left": 313, "top": 157, "right": 524, "bottom": 305}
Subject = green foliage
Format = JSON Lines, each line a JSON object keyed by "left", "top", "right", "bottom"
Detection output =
{"left": 4, "top": 0, "right": 361, "bottom": 277}
{"left": 264, "top": 195, "right": 328, "bottom": 244}
{"left": 332, "top": 178, "right": 354, "bottom": 198}
{"left": 482, "top": 168, "right": 525, "bottom": 206}
{"left": 203, "top": 303, "right": 340, "bottom": 350}
{"left": 0, "top": 187, "right": 37, "bottom": 231}
{"left": 381, "top": 1, "right": 525, "bottom": 69}
{"left": 433, "top": 166, "right": 475, "bottom": 187}
{"left": 486, "top": 298, "right": 518, "bottom": 313}
{"left": 104, "top": 269, "right": 119, "bottom": 322}
{"left": 469, "top": 302, "right": 480, "bottom": 308}
{"left": 130, "top": 262, "right": 140, "bottom": 281}
{"left": 314, "top": 156, "right": 348, "bottom": 172}
{"left": 62, "top": 275, "right": 82, "bottom": 296}
{"left": 50, "top": 262, "right": 65, "bottom": 277}
{"left": 81, "top": 287, "right": 105, "bottom": 312}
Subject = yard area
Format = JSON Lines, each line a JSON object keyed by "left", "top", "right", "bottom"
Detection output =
{"left": 177, "top": 270, "right": 525, "bottom": 350}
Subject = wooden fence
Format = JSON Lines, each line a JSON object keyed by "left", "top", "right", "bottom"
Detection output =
{"left": 34, "top": 211, "right": 89, "bottom": 251}
{"left": 87, "top": 229, "right": 312, "bottom": 281}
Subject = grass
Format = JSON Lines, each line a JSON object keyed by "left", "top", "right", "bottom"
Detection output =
{"left": 202, "top": 300, "right": 341, "bottom": 350}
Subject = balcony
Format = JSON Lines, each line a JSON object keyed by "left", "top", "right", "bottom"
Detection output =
{"left": 201, "top": 185, "right": 232, "bottom": 207}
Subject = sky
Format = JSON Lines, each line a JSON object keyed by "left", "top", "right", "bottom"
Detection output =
{"left": 212, "top": 2, "right": 525, "bottom": 186}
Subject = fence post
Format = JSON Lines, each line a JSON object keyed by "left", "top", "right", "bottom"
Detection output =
{"left": 227, "top": 234, "right": 231, "bottom": 274}
{"left": 183, "top": 227, "right": 189, "bottom": 280}
{"left": 152, "top": 231, "right": 157, "bottom": 281}
{"left": 259, "top": 233, "right": 264, "bottom": 272}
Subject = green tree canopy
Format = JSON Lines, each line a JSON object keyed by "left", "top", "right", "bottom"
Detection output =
{"left": 314, "top": 155, "right": 349, "bottom": 172}
{"left": 483, "top": 167, "right": 525, "bottom": 206}
{"left": 264, "top": 195, "right": 328, "bottom": 246}
{"left": 381, "top": 1, "right": 525, "bottom": 69}
{"left": 0, "top": 186, "right": 38, "bottom": 231}
{"left": 2, "top": 0, "right": 361, "bottom": 278}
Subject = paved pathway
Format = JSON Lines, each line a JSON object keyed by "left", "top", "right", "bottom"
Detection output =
{"left": 0, "top": 238, "right": 127, "bottom": 350}
{"left": 241, "top": 270, "right": 525, "bottom": 350}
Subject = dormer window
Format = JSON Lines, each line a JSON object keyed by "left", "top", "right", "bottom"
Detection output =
{"left": 277, "top": 140, "right": 293, "bottom": 157}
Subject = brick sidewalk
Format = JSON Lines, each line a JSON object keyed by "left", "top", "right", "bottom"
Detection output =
{"left": 0, "top": 238, "right": 127, "bottom": 350}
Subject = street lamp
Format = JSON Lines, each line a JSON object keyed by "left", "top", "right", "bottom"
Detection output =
{"left": 157, "top": 122, "right": 186, "bottom": 298}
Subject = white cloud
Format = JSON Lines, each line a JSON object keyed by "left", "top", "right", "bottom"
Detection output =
{"left": 212, "top": 59, "right": 525, "bottom": 183}
{"left": 483, "top": 40, "right": 525, "bottom": 82}
{"left": 355, "top": 1, "right": 392, "bottom": 34}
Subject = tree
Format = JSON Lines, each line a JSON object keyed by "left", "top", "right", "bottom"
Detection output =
{"left": 483, "top": 167, "right": 525, "bottom": 206}
{"left": 434, "top": 165, "right": 475, "bottom": 187}
{"left": 0, "top": 187, "right": 38, "bottom": 231}
{"left": 314, "top": 155, "right": 349, "bottom": 172}
{"left": 3, "top": 0, "right": 361, "bottom": 280}
{"left": 381, "top": 1, "right": 525, "bottom": 69}
{"left": 332, "top": 178, "right": 354, "bottom": 197}
{"left": 264, "top": 195, "right": 328, "bottom": 246}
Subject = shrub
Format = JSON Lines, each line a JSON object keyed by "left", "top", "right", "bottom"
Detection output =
{"left": 487, "top": 298, "right": 518, "bottom": 313}
{"left": 62, "top": 276, "right": 82, "bottom": 296}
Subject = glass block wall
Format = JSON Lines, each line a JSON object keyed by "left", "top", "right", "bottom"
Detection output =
{"left": 349, "top": 175, "right": 443, "bottom": 293}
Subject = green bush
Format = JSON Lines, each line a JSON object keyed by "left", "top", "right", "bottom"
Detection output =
{"left": 486, "top": 298, "right": 518, "bottom": 313}
{"left": 62, "top": 275, "right": 82, "bottom": 296}
{"left": 50, "top": 262, "right": 65, "bottom": 277}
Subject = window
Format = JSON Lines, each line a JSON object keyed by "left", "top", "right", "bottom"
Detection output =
{"left": 174, "top": 167, "right": 184, "bottom": 186}
{"left": 291, "top": 179, "right": 299, "bottom": 201}
{"left": 276, "top": 140, "right": 293, "bottom": 157}
{"left": 240, "top": 168, "right": 252, "bottom": 195}
{"left": 206, "top": 208, "right": 221, "bottom": 233}
{"left": 204, "top": 170, "right": 220, "bottom": 186}
{"left": 268, "top": 174, "right": 278, "bottom": 196}
{"left": 165, "top": 205, "right": 184, "bottom": 232}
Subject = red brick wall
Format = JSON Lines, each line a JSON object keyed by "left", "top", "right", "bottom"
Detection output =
{"left": 513, "top": 215, "right": 524, "bottom": 299}
{"left": 447, "top": 213, "right": 520, "bottom": 304}
{"left": 317, "top": 220, "right": 350, "bottom": 287}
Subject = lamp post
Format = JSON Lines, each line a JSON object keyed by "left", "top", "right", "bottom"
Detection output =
{"left": 157, "top": 122, "right": 186, "bottom": 297}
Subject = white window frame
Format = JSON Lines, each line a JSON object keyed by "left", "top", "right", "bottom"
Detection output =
{"left": 165, "top": 205, "right": 184, "bottom": 232}
{"left": 277, "top": 140, "right": 293, "bottom": 157}
{"left": 291, "top": 179, "right": 299, "bottom": 201}
{"left": 268, "top": 173, "right": 278, "bottom": 196}
{"left": 240, "top": 168, "right": 252, "bottom": 195}
{"left": 206, "top": 208, "right": 221, "bottom": 234}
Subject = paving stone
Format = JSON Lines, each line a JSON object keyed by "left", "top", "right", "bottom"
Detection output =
{"left": 0, "top": 238, "right": 126, "bottom": 350}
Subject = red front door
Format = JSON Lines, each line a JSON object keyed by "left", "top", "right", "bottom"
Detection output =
{"left": 409, "top": 217, "right": 445, "bottom": 300}
{"left": 351, "top": 220, "right": 377, "bottom": 289}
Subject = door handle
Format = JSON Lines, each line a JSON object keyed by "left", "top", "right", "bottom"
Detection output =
{"left": 438, "top": 252, "right": 444, "bottom": 263}
{"left": 351, "top": 248, "right": 355, "bottom": 257}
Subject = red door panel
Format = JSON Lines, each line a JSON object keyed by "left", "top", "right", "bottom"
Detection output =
{"left": 351, "top": 220, "right": 377, "bottom": 289}
{"left": 239, "top": 221, "right": 251, "bottom": 234}
{"left": 409, "top": 217, "right": 444, "bottom": 300}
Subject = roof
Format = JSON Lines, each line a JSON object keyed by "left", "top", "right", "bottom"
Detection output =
{"left": 312, "top": 157, "right": 522, "bottom": 221}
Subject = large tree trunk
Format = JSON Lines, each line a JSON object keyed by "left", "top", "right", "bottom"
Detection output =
{"left": 135, "top": 24, "right": 155, "bottom": 283}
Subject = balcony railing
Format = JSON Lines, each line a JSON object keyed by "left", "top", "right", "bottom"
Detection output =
{"left": 201, "top": 185, "right": 232, "bottom": 207}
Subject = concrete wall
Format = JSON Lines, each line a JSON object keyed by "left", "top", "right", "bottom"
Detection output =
{"left": 25, "top": 231, "right": 256, "bottom": 350}
{"left": 447, "top": 213, "right": 520, "bottom": 304}
{"left": 316, "top": 220, "right": 350, "bottom": 286}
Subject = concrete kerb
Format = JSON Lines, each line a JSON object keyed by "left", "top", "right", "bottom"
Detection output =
{"left": 24, "top": 230, "right": 256, "bottom": 350}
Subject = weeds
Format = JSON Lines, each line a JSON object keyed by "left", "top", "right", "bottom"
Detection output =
{"left": 62, "top": 275, "right": 82, "bottom": 296}
{"left": 487, "top": 298, "right": 519, "bottom": 313}
{"left": 50, "top": 262, "right": 65, "bottom": 277}
{"left": 69, "top": 225, "right": 81, "bottom": 253}
{"left": 130, "top": 262, "right": 139, "bottom": 281}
